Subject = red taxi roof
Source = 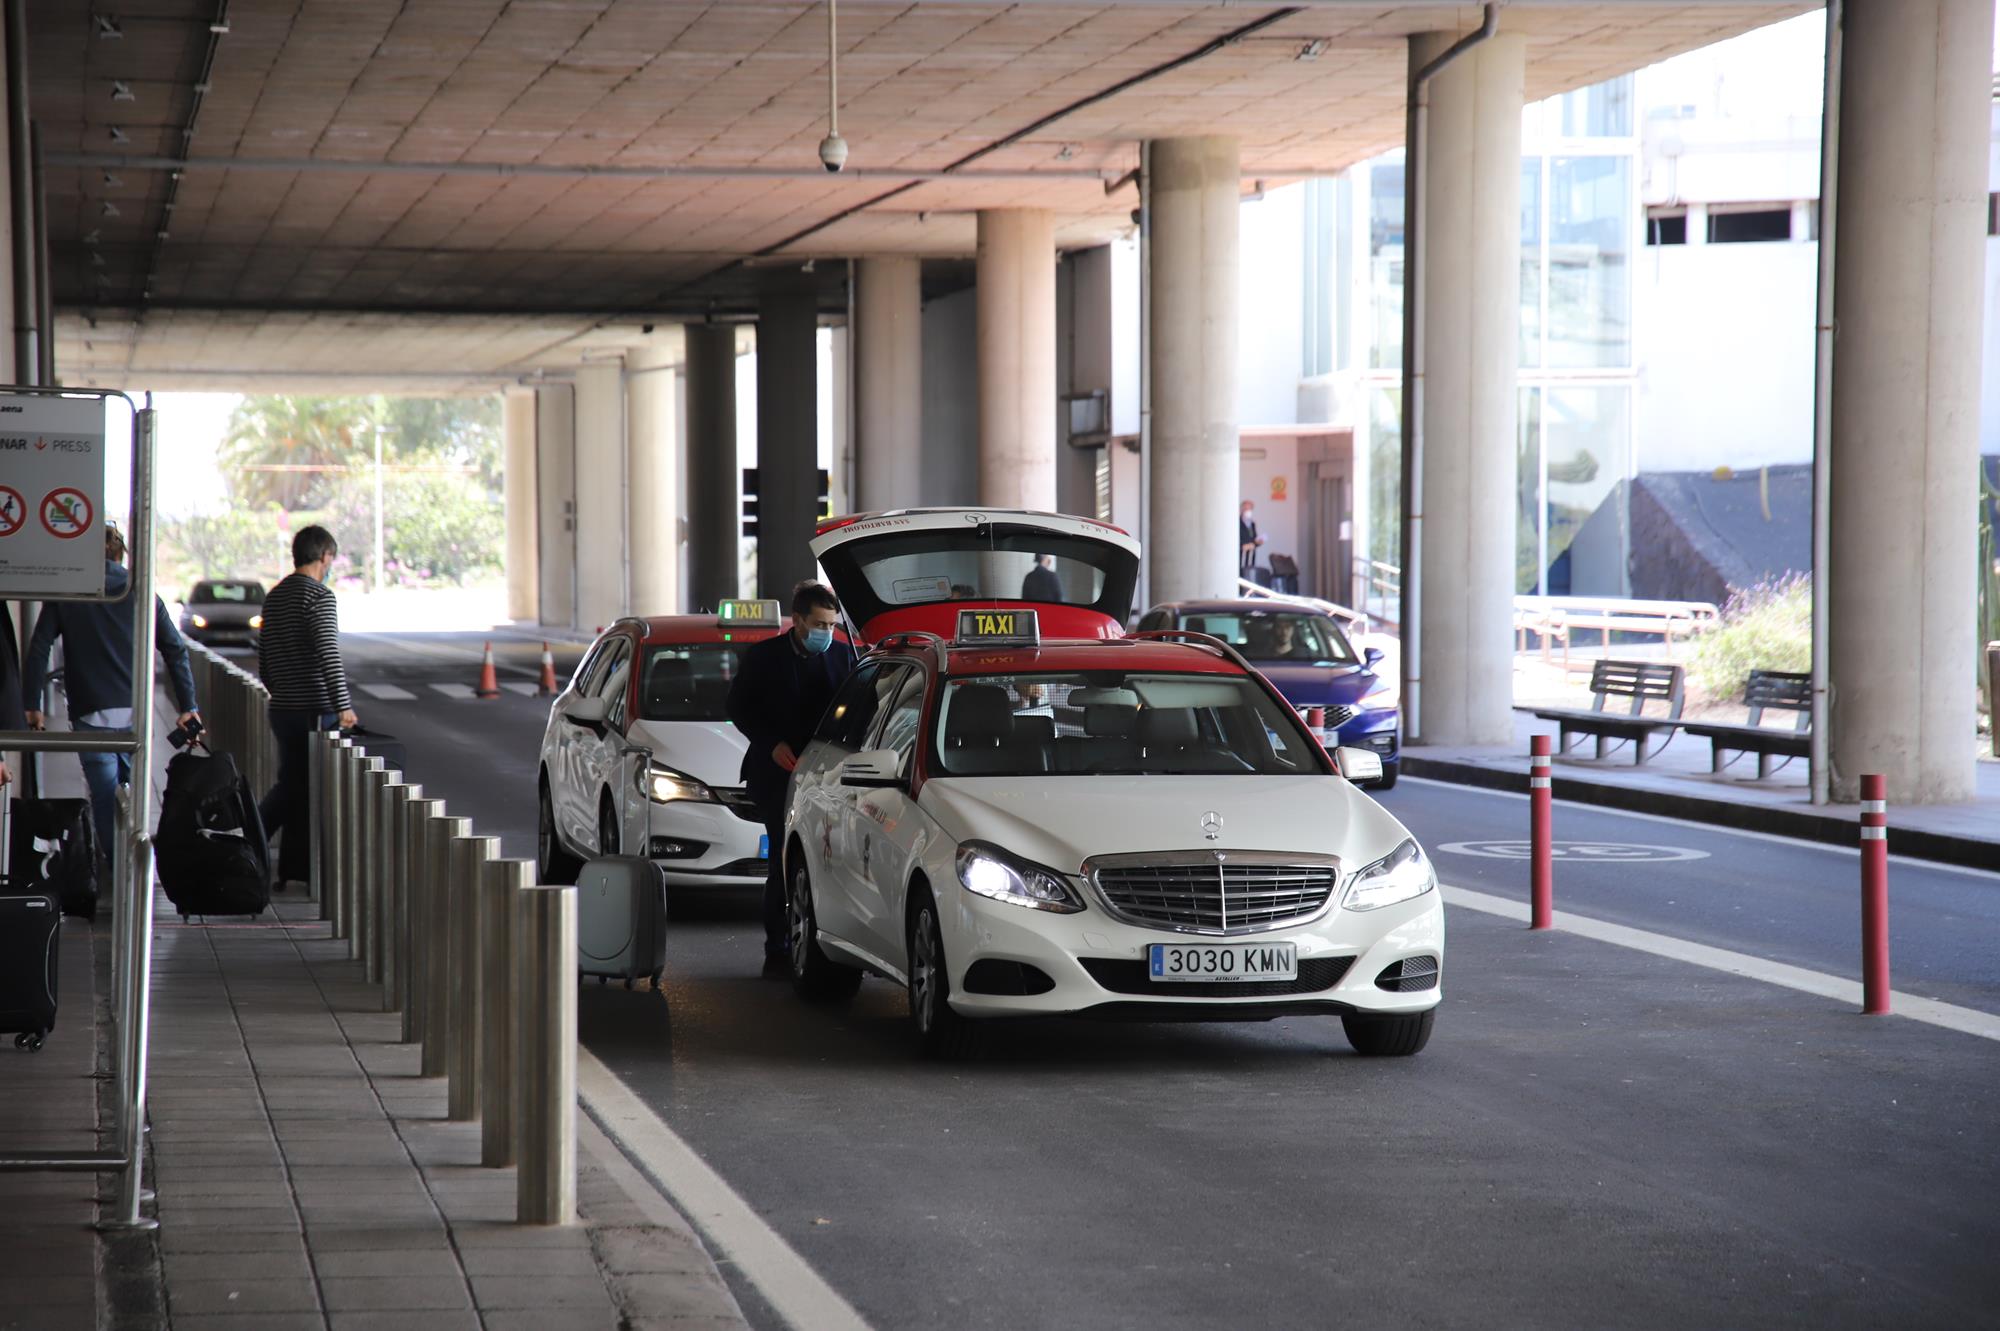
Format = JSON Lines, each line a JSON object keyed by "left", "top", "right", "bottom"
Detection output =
{"left": 877, "top": 637, "right": 1243, "bottom": 677}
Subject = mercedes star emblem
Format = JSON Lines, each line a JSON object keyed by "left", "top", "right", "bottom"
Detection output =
{"left": 1200, "top": 811, "right": 1223, "bottom": 841}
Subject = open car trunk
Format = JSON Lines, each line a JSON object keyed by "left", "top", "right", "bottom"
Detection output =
{"left": 809, "top": 509, "right": 1141, "bottom": 644}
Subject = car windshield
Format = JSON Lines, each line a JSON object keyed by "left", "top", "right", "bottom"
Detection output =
{"left": 192, "top": 582, "right": 264, "bottom": 604}
{"left": 1178, "top": 611, "right": 1355, "bottom": 665}
{"left": 932, "top": 671, "right": 1326, "bottom": 778}
{"left": 638, "top": 645, "right": 744, "bottom": 722}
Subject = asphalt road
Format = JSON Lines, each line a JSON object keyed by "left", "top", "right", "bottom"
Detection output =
{"left": 328, "top": 630, "right": 2000, "bottom": 1331}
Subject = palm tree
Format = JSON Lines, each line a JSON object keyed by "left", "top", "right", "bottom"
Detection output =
{"left": 221, "top": 396, "right": 378, "bottom": 509}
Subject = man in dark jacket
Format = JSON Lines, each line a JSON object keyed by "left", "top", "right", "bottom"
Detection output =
{"left": 1020, "top": 554, "right": 1063, "bottom": 602}
{"left": 257, "top": 525, "right": 357, "bottom": 888}
{"left": 24, "top": 527, "right": 200, "bottom": 854}
{"left": 726, "top": 581, "right": 856, "bottom": 973}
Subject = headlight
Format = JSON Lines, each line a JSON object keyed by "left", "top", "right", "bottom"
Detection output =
{"left": 955, "top": 841, "right": 1084, "bottom": 914}
{"left": 643, "top": 764, "right": 716, "bottom": 805}
{"left": 189, "top": 614, "right": 209, "bottom": 628}
{"left": 1342, "top": 838, "right": 1435, "bottom": 912}
{"left": 248, "top": 614, "right": 263, "bottom": 629}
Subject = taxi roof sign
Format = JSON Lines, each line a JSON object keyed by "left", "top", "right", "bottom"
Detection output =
{"left": 954, "top": 607, "right": 1040, "bottom": 646}
{"left": 717, "top": 598, "right": 783, "bottom": 628}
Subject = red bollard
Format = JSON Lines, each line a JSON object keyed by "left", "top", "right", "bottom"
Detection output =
{"left": 1307, "top": 706, "right": 1326, "bottom": 747}
{"left": 1860, "top": 773, "right": 1890, "bottom": 1015}
{"left": 1530, "top": 734, "right": 1553, "bottom": 930}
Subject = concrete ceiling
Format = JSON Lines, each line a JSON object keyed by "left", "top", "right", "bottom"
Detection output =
{"left": 32, "top": 1, "right": 1814, "bottom": 389}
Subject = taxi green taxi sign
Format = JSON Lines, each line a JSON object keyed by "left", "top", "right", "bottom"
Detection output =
{"left": 717, "top": 598, "right": 783, "bottom": 628}
{"left": 955, "top": 607, "right": 1040, "bottom": 646}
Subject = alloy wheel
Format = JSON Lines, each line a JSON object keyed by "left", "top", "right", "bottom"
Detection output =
{"left": 912, "top": 906, "right": 939, "bottom": 1033}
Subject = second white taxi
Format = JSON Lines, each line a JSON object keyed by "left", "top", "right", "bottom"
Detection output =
{"left": 781, "top": 509, "right": 1442, "bottom": 1059}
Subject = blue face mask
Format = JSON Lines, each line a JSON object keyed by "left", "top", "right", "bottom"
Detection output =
{"left": 802, "top": 626, "right": 834, "bottom": 655}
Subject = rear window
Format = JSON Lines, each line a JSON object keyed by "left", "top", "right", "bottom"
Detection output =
{"left": 191, "top": 581, "right": 264, "bottom": 604}
{"left": 932, "top": 671, "right": 1326, "bottom": 778}
{"left": 638, "top": 645, "right": 744, "bottom": 722}
{"left": 817, "top": 522, "right": 1137, "bottom": 628}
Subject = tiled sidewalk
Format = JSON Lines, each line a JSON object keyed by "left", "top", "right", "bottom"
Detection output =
{"left": 144, "top": 892, "right": 748, "bottom": 1331}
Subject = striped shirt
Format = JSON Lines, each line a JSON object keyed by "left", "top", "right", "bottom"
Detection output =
{"left": 257, "top": 572, "right": 353, "bottom": 713}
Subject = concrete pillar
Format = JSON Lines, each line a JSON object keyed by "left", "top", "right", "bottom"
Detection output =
{"left": 756, "top": 272, "right": 820, "bottom": 598}
{"left": 1828, "top": 0, "right": 1991, "bottom": 803}
{"left": 534, "top": 383, "right": 577, "bottom": 630}
{"left": 1146, "top": 138, "right": 1241, "bottom": 603}
{"left": 1409, "top": 30, "right": 1526, "bottom": 746}
{"left": 976, "top": 209, "right": 1057, "bottom": 510}
{"left": 627, "top": 342, "right": 681, "bottom": 616}
{"left": 4, "top": 0, "right": 29, "bottom": 384}
{"left": 0, "top": 6, "right": 16, "bottom": 383}
{"left": 502, "top": 390, "right": 539, "bottom": 623}
{"left": 685, "top": 324, "right": 739, "bottom": 612}
{"left": 855, "top": 256, "right": 923, "bottom": 512}
{"left": 573, "top": 360, "right": 627, "bottom": 633}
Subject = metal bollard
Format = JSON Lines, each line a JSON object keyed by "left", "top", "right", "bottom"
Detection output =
{"left": 336, "top": 744, "right": 362, "bottom": 938}
{"left": 401, "top": 798, "right": 445, "bottom": 1044}
{"left": 323, "top": 738, "right": 349, "bottom": 925}
{"left": 516, "top": 884, "right": 577, "bottom": 1225}
{"left": 1529, "top": 734, "right": 1553, "bottom": 930}
{"left": 306, "top": 728, "right": 324, "bottom": 905}
{"left": 481, "top": 859, "right": 531, "bottom": 1167}
{"left": 449, "top": 835, "right": 500, "bottom": 1122}
{"left": 383, "top": 782, "right": 421, "bottom": 1013}
{"left": 355, "top": 758, "right": 386, "bottom": 966}
{"left": 1860, "top": 773, "right": 1890, "bottom": 1015}
{"left": 422, "top": 816, "right": 471, "bottom": 1078}
{"left": 369, "top": 769, "right": 405, "bottom": 987}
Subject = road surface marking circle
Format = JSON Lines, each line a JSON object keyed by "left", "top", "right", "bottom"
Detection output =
{"left": 40, "top": 487, "right": 93, "bottom": 539}
{"left": 1436, "top": 839, "right": 1709, "bottom": 863}
{"left": 0, "top": 485, "right": 24, "bottom": 536}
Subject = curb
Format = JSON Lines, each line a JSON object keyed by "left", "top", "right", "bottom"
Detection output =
{"left": 1400, "top": 753, "right": 1999, "bottom": 873}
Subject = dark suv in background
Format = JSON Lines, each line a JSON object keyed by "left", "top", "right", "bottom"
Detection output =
{"left": 178, "top": 579, "right": 266, "bottom": 648}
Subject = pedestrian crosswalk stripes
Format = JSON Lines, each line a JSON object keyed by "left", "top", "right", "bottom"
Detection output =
{"left": 357, "top": 682, "right": 418, "bottom": 701}
{"left": 428, "top": 682, "right": 476, "bottom": 699}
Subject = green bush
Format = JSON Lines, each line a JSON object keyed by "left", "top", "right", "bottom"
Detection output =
{"left": 1689, "top": 575, "right": 1811, "bottom": 704}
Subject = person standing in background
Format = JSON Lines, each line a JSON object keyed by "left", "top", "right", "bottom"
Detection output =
{"left": 1239, "top": 500, "right": 1264, "bottom": 575}
{"left": 23, "top": 526, "right": 200, "bottom": 857}
{"left": 257, "top": 525, "right": 357, "bottom": 889}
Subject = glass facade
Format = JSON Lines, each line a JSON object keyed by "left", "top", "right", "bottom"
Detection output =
{"left": 1345, "top": 74, "right": 1639, "bottom": 599}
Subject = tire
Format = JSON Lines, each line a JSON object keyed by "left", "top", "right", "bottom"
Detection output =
{"left": 1370, "top": 767, "right": 1398, "bottom": 792}
{"left": 598, "top": 794, "right": 620, "bottom": 858}
{"left": 907, "top": 889, "right": 981, "bottom": 1060}
{"left": 537, "top": 782, "right": 581, "bottom": 886}
{"left": 1342, "top": 1008, "right": 1434, "bottom": 1057}
{"left": 788, "top": 854, "right": 861, "bottom": 1002}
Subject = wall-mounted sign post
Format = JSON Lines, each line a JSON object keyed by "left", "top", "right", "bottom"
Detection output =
{"left": 0, "top": 391, "right": 107, "bottom": 597}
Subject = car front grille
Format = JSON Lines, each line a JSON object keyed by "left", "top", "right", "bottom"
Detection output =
{"left": 1374, "top": 955, "right": 1439, "bottom": 992}
{"left": 1086, "top": 854, "right": 1342, "bottom": 935}
{"left": 1078, "top": 955, "right": 1354, "bottom": 998}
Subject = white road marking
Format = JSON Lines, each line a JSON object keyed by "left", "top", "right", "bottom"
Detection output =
{"left": 356, "top": 682, "right": 417, "bottom": 701}
{"left": 501, "top": 681, "right": 541, "bottom": 697}
{"left": 577, "top": 1047, "right": 873, "bottom": 1331}
{"left": 1443, "top": 883, "right": 2000, "bottom": 1043}
{"left": 1401, "top": 775, "right": 2000, "bottom": 881}
{"left": 427, "top": 682, "right": 476, "bottom": 699}
{"left": 1436, "top": 839, "right": 1709, "bottom": 863}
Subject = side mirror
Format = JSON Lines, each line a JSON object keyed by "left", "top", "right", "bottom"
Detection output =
{"left": 839, "top": 749, "right": 903, "bottom": 788}
{"left": 1334, "top": 746, "right": 1384, "bottom": 785}
{"left": 566, "top": 694, "right": 608, "bottom": 727}
{"left": 1363, "top": 647, "right": 1385, "bottom": 669}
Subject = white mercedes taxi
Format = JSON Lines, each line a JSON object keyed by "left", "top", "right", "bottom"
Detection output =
{"left": 537, "top": 602, "right": 786, "bottom": 903}
{"left": 780, "top": 509, "right": 1441, "bottom": 1059}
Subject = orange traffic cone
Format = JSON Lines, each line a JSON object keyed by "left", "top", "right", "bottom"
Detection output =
{"left": 537, "top": 643, "right": 559, "bottom": 696}
{"left": 475, "top": 641, "right": 501, "bottom": 699}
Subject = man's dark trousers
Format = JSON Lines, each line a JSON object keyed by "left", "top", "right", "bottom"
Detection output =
{"left": 260, "top": 707, "right": 337, "bottom": 884}
{"left": 758, "top": 794, "right": 788, "bottom": 960}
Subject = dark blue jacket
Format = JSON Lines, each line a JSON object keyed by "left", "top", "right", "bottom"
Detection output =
{"left": 23, "top": 562, "right": 198, "bottom": 718}
{"left": 726, "top": 631, "right": 857, "bottom": 804}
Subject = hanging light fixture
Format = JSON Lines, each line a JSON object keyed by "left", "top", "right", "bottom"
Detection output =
{"left": 817, "top": 0, "right": 847, "bottom": 172}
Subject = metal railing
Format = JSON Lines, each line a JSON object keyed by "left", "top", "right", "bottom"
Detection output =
{"left": 1512, "top": 594, "right": 1721, "bottom": 667}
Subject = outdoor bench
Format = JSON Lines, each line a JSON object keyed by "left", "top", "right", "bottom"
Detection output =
{"left": 1530, "top": 659, "right": 1685, "bottom": 764}
{"left": 1681, "top": 669, "right": 1811, "bottom": 780}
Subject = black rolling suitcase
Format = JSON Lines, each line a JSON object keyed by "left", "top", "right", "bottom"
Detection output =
{"left": 155, "top": 746, "right": 272, "bottom": 918}
{"left": 8, "top": 797, "right": 99, "bottom": 919}
{"left": 0, "top": 893, "right": 60, "bottom": 1051}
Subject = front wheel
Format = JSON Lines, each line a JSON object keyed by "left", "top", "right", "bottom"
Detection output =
{"left": 538, "top": 783, "right": 581, "bottom": 886}
{"left": 788, "top": 856, "right": 861, "bottom": 1002}
{"left": 907, "top": 892, "right": 981, "bottom": 1060}
{"left": 1342, "top": 1008, "right": 1434, "bottom": 1057}
{"left": 1370, "top": 767, "right": 1398, "bottom": 792}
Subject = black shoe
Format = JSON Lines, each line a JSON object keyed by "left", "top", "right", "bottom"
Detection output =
{"left": 760, "top": 954, "right": 789, "bottom": 980}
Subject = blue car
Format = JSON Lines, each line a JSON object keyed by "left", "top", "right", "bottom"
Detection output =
{"left": 1136, "top": 599, "right": 1399, "bottom": 789}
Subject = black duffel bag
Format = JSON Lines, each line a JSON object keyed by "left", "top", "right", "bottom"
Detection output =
{"left": 155, "top": 746, "right": 272, "bottom": 919}
{"left": 8, "top": 797, "right": 99, "bottom": 919}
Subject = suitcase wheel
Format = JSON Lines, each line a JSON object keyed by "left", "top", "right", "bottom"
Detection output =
{"left": 651, "top": 971, "right": 664, "bottom": 990}
{"left": 623, "top": 977, "right": 633, "bottom": 990}
{"left": 597, "top": 975, "right": 606, "bottom": 985}
{"left": 15, "top": 1032, "right": 44, "bottom": 1052}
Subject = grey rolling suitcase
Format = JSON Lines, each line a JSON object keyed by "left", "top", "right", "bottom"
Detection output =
{"left": 576, "top": 855, "right": 666, "bottom": 990}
